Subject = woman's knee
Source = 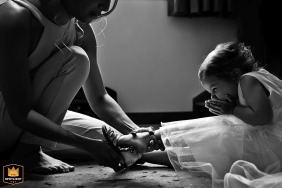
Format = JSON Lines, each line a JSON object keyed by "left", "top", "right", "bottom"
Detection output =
{"left": 69, "top": 46, "right": 90, "bottom": 76}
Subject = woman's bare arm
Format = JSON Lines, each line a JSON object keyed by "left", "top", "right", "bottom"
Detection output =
{"left": 78, "top": 22, "right": 139, "bottom": 134}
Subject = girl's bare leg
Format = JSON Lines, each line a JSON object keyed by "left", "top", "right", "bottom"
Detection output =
{"left": 140, "top": 151, "right": 172, "bottom": 167}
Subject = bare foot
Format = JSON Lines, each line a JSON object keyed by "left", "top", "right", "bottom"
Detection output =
{"left": 8, "top": 143, "right": 75, "bottom": 174}
{"left": 117, "top": 132, "right": 151, "bottom": 153}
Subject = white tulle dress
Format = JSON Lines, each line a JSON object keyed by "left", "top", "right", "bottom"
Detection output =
{"left": 159, "top": 69, "right": 282, "bottom": 188}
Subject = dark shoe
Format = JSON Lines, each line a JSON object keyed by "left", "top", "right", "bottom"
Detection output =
{"left": 102, "top": 125, "right": 142, "bottom": 168}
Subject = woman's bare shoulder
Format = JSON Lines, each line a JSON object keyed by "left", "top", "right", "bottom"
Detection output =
{"left": 0, "top": 1, "right": 32, "bottom": 30}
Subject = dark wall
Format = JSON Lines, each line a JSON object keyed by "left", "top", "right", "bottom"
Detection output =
{"left": 233, "top": 0, "right": 282, "bottom": 78}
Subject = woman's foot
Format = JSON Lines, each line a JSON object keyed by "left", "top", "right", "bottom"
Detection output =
{"left": 8, "top": 142, "right": 75, "bottom": 174}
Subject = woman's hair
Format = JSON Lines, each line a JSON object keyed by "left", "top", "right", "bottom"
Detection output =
{"left": 198, "top": 42, "right": 261, "bottom": 81}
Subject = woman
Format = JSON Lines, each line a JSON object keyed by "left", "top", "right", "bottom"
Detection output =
{"left": 0, "top": 0, "right": 157, "bottom": 174}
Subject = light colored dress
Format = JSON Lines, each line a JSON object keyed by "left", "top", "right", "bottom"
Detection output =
{"left": 160, "top": 69, "right": 282, "bottom": 188}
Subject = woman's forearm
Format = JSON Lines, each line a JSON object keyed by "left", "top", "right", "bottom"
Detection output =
{"left": 90, "top": 94, "right": 139, "bottom": 134}
{"left": 20, "top": 109, "right": 94, "bottom": 150}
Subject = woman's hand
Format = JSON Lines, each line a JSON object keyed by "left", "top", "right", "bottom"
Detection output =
{"left": 205, "top": 95, "right": 236, "bottom": 115}
{"left": 131, "top": 127, "right": 165, "bottom": 151}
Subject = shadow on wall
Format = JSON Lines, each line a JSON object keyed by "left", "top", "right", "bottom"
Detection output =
{"left": 233, "top": 0, "right": 282, "bottom": 78}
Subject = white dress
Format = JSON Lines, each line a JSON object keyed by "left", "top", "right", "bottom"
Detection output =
{"left": 160, "top": 69, "right": 282, "bottom": 188}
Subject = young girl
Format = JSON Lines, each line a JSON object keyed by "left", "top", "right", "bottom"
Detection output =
{"left": 103, "top": 42, "right": 282, "bottom": 187}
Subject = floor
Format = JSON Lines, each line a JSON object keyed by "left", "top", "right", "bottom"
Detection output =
{"left": 0, "top": 122, "right": 212, "bottom": 188}
{"left": 0, "top": 160, "right": 211, "bottom": 188}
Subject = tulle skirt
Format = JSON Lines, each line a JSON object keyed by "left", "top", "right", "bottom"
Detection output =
{"left": 160, "top": 115, "right": 282, "bottom": 188}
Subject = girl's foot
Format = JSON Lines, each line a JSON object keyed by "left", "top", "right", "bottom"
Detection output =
{"left": 102, "top": 125, "right": 163, "bottom": 169}
{"left": 8, "top": 143, "right": 75, "bottom": 174}
{"left": 102, "top": 125, "right": 142, "bottom": 168}
{"left": 118, "top": 128, "right": 164, "bottom": 153}
{"left": 117, "top": 132, "right": 152, "bottom": 153}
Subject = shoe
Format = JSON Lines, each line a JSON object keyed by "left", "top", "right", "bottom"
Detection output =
{"left": 102, "top": 125, "right": 142, "bottom": 169}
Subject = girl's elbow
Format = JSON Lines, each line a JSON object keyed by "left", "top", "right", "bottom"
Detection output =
{"left": 258, "top": 110, "right": 273, "bottom": 125}
{"left": 265, "top": 110, "right": 273, "bottom": 124}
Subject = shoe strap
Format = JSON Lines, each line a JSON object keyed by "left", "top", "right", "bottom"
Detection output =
{"left": 113, "top": 133, "right": 121, "bottom": 146}
{"left": 107, "top": 130, "right": 121, "bottom": 147}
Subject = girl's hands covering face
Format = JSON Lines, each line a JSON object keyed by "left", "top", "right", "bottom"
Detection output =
{"left": 205, "top": 94, "right": 236, "bottom": 115}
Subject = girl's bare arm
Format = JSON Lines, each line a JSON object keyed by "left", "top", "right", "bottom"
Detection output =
{"left": 233, "top": 75, "right": 273, "bottom": 125}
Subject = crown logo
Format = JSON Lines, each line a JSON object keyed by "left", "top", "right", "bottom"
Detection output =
{"left": 8, "top": 167, "right": 19, "bottom": 177}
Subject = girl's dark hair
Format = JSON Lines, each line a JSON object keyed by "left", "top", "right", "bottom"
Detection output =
{"left": 198, "top": 42, "right": 261, "bottom": 81}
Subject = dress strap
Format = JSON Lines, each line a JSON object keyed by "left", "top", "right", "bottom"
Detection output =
{"left": 12, "top": 0, "right": 69, "bottom": 29}
{"left": 11, "top": 0, "right": 76, "bottom": 70}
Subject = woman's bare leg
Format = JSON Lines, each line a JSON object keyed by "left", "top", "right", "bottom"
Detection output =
{"left": 9, "top": 46, "right": 90, "bottom": 174}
